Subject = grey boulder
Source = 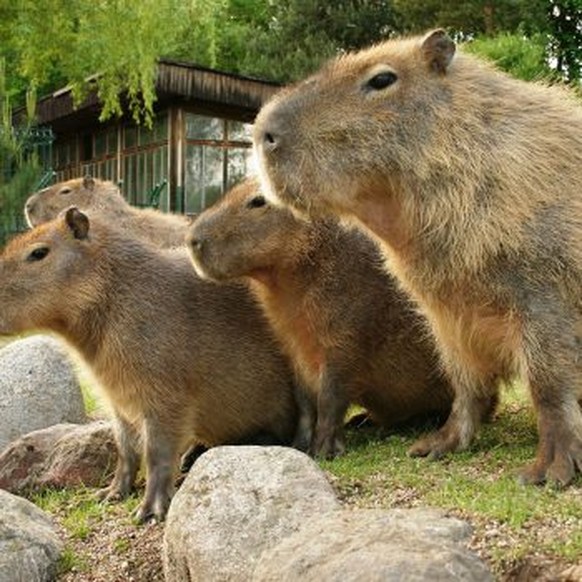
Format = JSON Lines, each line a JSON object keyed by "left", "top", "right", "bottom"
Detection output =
{"left": 0, "top": 489, "right": 63, "bottom": 582}
{"left": 0, "top": 335, "right": 86, "bottom": 452}
{"left": 163, "top": 446, "right": 340, "bottom": 582}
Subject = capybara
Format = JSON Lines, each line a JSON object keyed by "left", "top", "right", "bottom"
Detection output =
{"left": 0, "top": 208, "right": 297, "bottom": 521}
{"left": 253, "top": 29, "right": 582, "bottom": 485}
{"left": 188, "top": 178, "right": 456, "bottom": 458}
{"left": 25, "top": 176, "right": 191, "bottom": 248}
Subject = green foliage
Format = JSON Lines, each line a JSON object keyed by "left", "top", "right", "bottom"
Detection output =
{"left": 1, "top": 0, "right": 580, "bottom": 123}
{"left": 173, "top": 0, "right": 397, "bottom": 83}
{"left": 392, "top": 0, "right": 549, "bottom": 37}
{"left": 465, "top": 33, "right": 558, "bottom": 81}
{"left": 0, "top": 57, "right": 42, "bottom": 244}
{"left": 10, "top": 0, "right": 188, "bottom": 125}
{"left": 548, "top": 0, "right": 582, "bottom": 82}
{"left": 57, "top": 546, "right": 89, "bottom": 576}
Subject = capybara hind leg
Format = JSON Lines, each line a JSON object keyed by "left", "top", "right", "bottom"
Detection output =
{"left": 134, "top": 417, "right": 178, "bottom": 524}
{"left": 518, "top": 302, "right": 582, "bottom": 486}
{"left": 310, "top": 369, "right": 348, "bottom": 459}
{"left": 97, "top": 415, "right": 140, "bottom": 502}
{"left": 519, "top": 407, "right": 582, "bottom": 486}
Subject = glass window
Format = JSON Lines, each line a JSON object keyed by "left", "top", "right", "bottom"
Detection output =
{"left": 227, "top": 120, "right": 253, "bottom": 142}
{"left": 94, "top": 132, "right": 106, "bottom": 158}
{"left": 154, "top": 114, "right": 168, "bottom": 143}
{"left": 124, "top": 126, "right": 137, "bottom": 149}
{"left": 203, "top": 146, "right": 225, "bottom": 209}
{"left": 185, "top": 113, "right": 223, "bottom": 140}
{"left": 227, "top": 148, "right": 252, "bottom": 188}
{"left": 184, "top": 144, "right": 204, "bottom": 213}
{"left": 107, "top": 128, "right": 118, "bottom": 155}
{"left": 138, "top": 126, "right": 154, "bottom": 147}
{"left": 123, "top": 154, "right": 137, "bottom": 204}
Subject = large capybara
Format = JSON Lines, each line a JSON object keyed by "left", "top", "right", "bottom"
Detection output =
{"left": 0, "top": 207, "right": 297, "bottom": 521}
{"left": 188, "top": 178, "right": 456, "bottom": 458}
{"left": 253, "top": 29, "right": 582, "bottom": 485}
{"left": 25, "top": 176, "right": 190, "bottom": 248}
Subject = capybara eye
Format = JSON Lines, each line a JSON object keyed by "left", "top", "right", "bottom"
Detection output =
{"left": 247, "top": 196, "right": 266, "bottom": 209}
{"left": 59, "top": 188, "right": 72, "bottom": 195}
{"left": 366, "top": 72, "right": 398, "bottom": 91}
{"left": 27, "top": 247, "right": 50, "bottom": 262}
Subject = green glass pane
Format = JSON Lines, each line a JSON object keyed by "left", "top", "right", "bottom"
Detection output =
{"left": 184, "top": 143, "right": 204, "bottom": 213}
{"left": 227, "top": 148, "right": 252, "bottom": 188}
{"left": 227, "top": 121, "right": 253, "bottom": 142}
{"left": 124, "top": 126, "right": 137, "bottom": 149}
{"left": 185, "top": 113, "right": 223, "bottom": 140}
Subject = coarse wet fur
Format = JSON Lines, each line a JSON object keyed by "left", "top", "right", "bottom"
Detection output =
{"left": 25, "top": 176, "right": 191, "bottom": 248}
{"left": 253, "top": 29, "right": 582, "bottom": 485}
{"left": 0, "top": 208, "right": 297, "bottom": 522}
{"left": 188, "top": 178, "right": 457, "bottom": 458}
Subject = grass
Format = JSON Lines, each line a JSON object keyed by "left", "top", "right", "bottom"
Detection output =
{"left": 320, "top": 384, "right": 582, "bottom": 574}
{"left": 31, "top": 487, "right": 145, "bottom": 578}
{"left": 18, "top": 360, "right": 582, "bottom": 579}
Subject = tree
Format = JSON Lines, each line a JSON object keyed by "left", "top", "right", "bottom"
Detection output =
{"left": 0, "top": 58, "right": 43, "bottom": 243}
{"left": 548, "top": 0, "right": 582, "bottom": 82}
{"left": 173, "top": 0, "right": 397, "bottom": 83}
{"left": 392, "top": 0, "right": 548, "bottom": 38}
{"left": 6, "top": 0, "right": 191, "bottom": 125}
{"left": 465, "top": 33, "right": 557, "bottom": 81}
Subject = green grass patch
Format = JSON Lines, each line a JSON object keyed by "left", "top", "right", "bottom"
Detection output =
{"left": 321, "top": 385, "right": 582, "bottom": 573}
{"left": 56, "top": 546, "right": 89, "bottom": 576}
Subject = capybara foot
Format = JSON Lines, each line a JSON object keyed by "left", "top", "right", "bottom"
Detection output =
{"left": 518, "top": 431, "right": 582, "bottom": 487}
{"left": 311, "top": 432, "right": 346, "bottom": 460}
{"left": 95, "top": 482, "right": 132, "bottom": 503}
{"left": 408, "top": 426, "right": 463, "bottom": 460}
{"left": 133, "top": 495, "right": 170, "bottom": 524}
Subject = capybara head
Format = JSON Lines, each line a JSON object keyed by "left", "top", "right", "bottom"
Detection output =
{"left": 0, "top": 207, "right": 100, "bottom": 335}
{"left": 188, "top": 179, "right": 311, "bottom": 282}
{"left": 253, "top": 29, "right": 458, "bottom": 216}
{"left": 25, "top": 176, "right": 124, "bottom": 227}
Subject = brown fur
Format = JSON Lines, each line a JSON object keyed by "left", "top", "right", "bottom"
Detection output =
{"left": 0, "top": 208, "right": 297, "bottom": 521}
{"left": 25, "top": 176, "right": 191, "bottom": 248}
{"left": 253, "top": 29, "right": 582, "bottom": 485}
{"left": 188, "top": 178, "right": 456, "bottom": 458}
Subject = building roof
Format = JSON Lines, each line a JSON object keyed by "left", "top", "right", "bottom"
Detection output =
{"left": 33, "top": 59, "right": 282, "bottom": 134}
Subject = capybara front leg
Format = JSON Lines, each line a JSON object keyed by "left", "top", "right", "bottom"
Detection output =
{"left": 96, "top": 414, "right": 140, "bottom": 502}
{"left": 292, "top": 380, "right": 316, "bottom": 452}
{"left": 310, "top": 368, "right": 348, "bottom": 459}
{"left": 134, "top": 416, "right": 178, "bottom": 524}
{"left": 408, "top": 382, "right": 485, "bottom": 459}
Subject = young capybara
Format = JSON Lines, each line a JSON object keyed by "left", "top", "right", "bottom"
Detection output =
{"left": 253, "top": 29, "right": 582, "bottom": 485}
{"left": 0, "top": 207, "right": 297, "bottom": 521}
{"left": 188, "top": 178, "right": 456, "bottom": 458}
{"left": 25, "top": 176, "right": 191, "bottom": 248}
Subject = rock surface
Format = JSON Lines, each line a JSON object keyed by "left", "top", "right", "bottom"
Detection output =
{"left": 0, "top": 489, "right": 63, "bottom": 582}
{"left": 0, "top": 335, "right": 86, "bottom": 451}
{"left": 163, "top": 446, "right": 340, "bottom": 582}
{"left": 253, "top": 507, "right": 493, "bottom": 582}
{"left": 0, "top": 422, "right": 116, "bottom": 493}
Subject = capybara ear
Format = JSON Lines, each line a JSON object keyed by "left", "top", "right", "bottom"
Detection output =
{"left": 420, "top": 29, "right": 456, "bottom": 74}
{"left": 83, "top": 175, "right": 95, "bottom": 190}
{"left": 64, "top": 207, "right": 90, "bottom": 240}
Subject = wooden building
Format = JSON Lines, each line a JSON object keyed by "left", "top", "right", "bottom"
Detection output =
{"left": 35, "top": 60, "right": 280, "bottom": 213}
